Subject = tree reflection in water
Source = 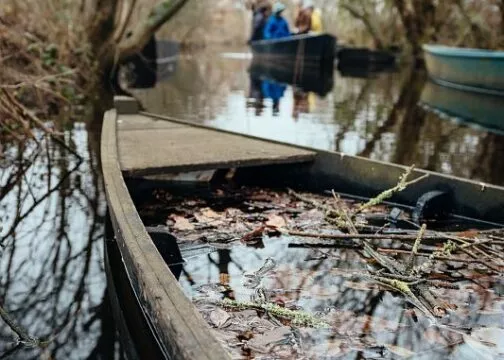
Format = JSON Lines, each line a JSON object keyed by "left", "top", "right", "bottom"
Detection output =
{"left": 182, "top": 236, "right": 503, "bottom": 359}
{"left": 0, "top": 126, "right": 119, "bottom": 359}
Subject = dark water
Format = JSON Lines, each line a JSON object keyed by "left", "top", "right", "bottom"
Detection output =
{"left": 0, "top": 125, "right": 120, "bottom": 358}
{"left": 2, "top": 46, "right": 504, "bottom": 359}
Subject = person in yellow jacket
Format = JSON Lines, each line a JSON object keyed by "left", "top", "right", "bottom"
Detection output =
{"left": 303, "top": 0, "right": 323, "bottom": 34}
{"left": 295, "top": 0, "right": 323, "bottom": 34}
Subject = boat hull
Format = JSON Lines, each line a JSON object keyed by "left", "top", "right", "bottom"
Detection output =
{"left": 250, "top": 33, "right": 336, "bottom": 73}
{"left": 102, "top": 97, "right": 504, "bottom": 360}
{"left": 420, "top": 80, "right": 504, "bottom": 135}
{"left": 423, "top": 44, "right": 504, "bottom": 95}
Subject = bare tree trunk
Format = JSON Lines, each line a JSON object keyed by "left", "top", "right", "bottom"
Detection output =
{"left": 499, "top": 0, "right": 504, "bottom": 39}
{"left": 87, "top": 0, "right": 189, "bottom": 75}
{"left": 393, "top": 0, "right": 438, "bottom": 61}
{"left": 116, "top": 0, "right": 189, "bottom": 62}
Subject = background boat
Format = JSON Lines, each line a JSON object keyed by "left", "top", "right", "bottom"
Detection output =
{"left": 250, "top": 33, "right": 336, "bottom": 73}
{"left": 420, "top": 80, "right": 504, "bottom": 135}
{"left": 423, "top": 44, "right": 504, "bottom": 96}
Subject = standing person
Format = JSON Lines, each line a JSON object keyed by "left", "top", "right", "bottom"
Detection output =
{"left": 264, "top": 2, "right": 291, "bottom": 39}
{"left": 249, "top": 1, "right": 272, "bottom": 43}
{"left": 295, "top": 1, "right": 311, "bottom": 34}
{"left": 295, "top": 0, "right": 323, "bottom": 34}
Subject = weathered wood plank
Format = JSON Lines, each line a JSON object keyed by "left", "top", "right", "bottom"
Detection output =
{"left": 117, "top": 114, "right": 316, "bottom": 176}
{"left": 142, "top": 112, "right": 504, "bottom": 224}
{"left": 118, "top": 114, "right": 185, "bottom": 131}
{"left": 102, "top": 110, "right": 228, "bottom": 360}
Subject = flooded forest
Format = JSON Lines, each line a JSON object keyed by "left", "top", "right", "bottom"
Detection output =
{"left": 1, "top": 0, "right": 504, "bottom": 359}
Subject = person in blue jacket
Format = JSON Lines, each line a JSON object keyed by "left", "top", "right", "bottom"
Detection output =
{"left": 264, "top": 2, "right": 291, "bottom": 40}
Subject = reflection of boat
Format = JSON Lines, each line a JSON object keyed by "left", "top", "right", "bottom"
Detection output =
{"left": 248, "top": 58, "right": 334, "bottom": 96}
{"left": 423, "top": 45, "right": 504, "bottom": 96}
{"left": 103, "top": 97, "right": 504, "bottom": 359}
{"left": 337, "top": 61, "right": 397, "bottom": 79}
{"left": 250, "top": 33, "right": 336, "bottom": 73}
{"left": 337, "top": 46, "right": 396, "bottom": 65}
{"left": 122, "top": 38, "right": 180, "bottom": 88}
{"left": 420, "top": 80, "right": 504, "bottom": 134}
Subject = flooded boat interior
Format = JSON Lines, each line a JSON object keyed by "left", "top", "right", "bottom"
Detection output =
{"left": 122, "top": 163, "right": 504, "bottom": 359}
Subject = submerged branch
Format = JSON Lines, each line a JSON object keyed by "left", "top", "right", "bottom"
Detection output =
{"left": 356, "top": 166, "right": 429, "bottom": 214}
{"left": 218, "top": 299, "right": 329, "bottom": 328}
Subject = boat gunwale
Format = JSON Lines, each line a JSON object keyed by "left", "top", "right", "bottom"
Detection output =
{"left": 423, "top": 44, "right": 504, "bottom": 60}
{"left": 427, "top": 76, "right": 504, "bottom": 97}
{"left": 250, "top": 32, "right": 335, "bottom": 46}
{"left": 101, "top": 109, "right": 228, "bottom": 360}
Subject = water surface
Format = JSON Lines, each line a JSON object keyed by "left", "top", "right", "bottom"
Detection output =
{"left": 132, "top": 49, "right": 504, "bottom": 185}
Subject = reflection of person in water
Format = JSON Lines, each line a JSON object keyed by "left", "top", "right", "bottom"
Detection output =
{"left": 261, "top": 80, "right": 286, "bottom": 114}
{"left": 248, "top": 76, "right": 266, "bottom": 116}
{"left": 292, "top": 89, "right": 315, "bottom": 119}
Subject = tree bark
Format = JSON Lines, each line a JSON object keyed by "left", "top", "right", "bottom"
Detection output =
{"left": 393, "top": 0, "right": 438, "bottom": 61}
{"left": 89, "top": 0, "right": 189, "bottom": 75}
{"left": 499, "top": 0, "right": 504, "bottom": 39}
{"left": 116, "top": 0, "right": 189, "bottom": 63}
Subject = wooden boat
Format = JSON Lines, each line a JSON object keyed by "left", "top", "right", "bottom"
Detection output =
{"left": 337, "top": 46, "right": 397, "bottom": 65}
{"left": 248, "top": 57, "right": 334, "bottom": 96}
{"left": 102, "top": 97, "right": 504, "bottom": 359}
{"left": 420, "top": 80, "right": 504, "bottom": 135}
{"left": 423, "top": 44, "right": 504, "bottom": 96}
{"left": 250, "top": 33, "right": 336, "bottom": 74}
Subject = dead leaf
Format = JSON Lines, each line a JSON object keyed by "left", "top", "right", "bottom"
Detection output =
{"left": 194, "top": 207, "right": 225, "bottom": 226}
{"left": 246, "top": 327, "right": 291, "bottom": 353}
{"left": 455, "top": 229, "right": 480, "bottom": 239}
{"left": 265, "top": 214, "right": 287, "bottom": 228}
{"left": 240, "top": 226, "right": 265, "bottom": 244}
{"left": 201, "top": 208, "right": 221, "bottom": 219}
{"left": 209, "top": 308, "right": 231, "bottom": 328}
{"left": 169, "top": 215, "right": 194, "bottom": 231}
{"left": 385, "top": 344, "right": 415, "bottom": 358}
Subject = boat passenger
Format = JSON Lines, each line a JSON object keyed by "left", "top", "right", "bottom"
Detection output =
{"left": 249, "top": 1, "right": 272, "bottom": 43}
{"left": 264, "top": 2, "right": 291, "bottom": 40}
{"left": 295, "top": 0, "right": 323, "bottom": 34}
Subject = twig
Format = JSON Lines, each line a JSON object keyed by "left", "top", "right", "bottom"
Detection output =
{"left": 356, "top": 165, "right": 429, "bottom": 214}
{"left": 287, "top": 230, "right": 448, "bottom": 242}
{"left": 408, "top": 224, "right": 426, "bottom": 273}
{"left": 331, "top": 190, "right": 358, "bottom": 234}
{"left": 0, "top": 302, "right": 48, "bottom": 347}
{"left": 218, "top": 299, "right": 329, "bottom": 328}
{"left": 378, "top": 248, "right": 503, "bottom": 271}
{"left": 287, "top": 188, "right": 336, "bottom": 214}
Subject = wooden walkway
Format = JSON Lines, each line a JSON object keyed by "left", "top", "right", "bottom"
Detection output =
{"left": 116, "top": 107, "right": 316, "bottom": 176}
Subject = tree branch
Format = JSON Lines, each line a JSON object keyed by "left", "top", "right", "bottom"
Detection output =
{"left": 116, "top": 0, "right": 189, "bottom": 62}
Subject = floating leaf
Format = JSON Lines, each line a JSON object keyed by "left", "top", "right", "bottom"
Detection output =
{"left": 209, "top": 308, "right": 231, "bottom": 328}
{"left": 169, "top": 215, "right": 194, "bottom": 231}
{"left": 265, "top": 214, "right": 287, "bottom": 228}
{"left": 385, "top": 344, "right": 415, "bottom": 358}
{"left": 246, "top": 327, "right": 291, "bottom": 353}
